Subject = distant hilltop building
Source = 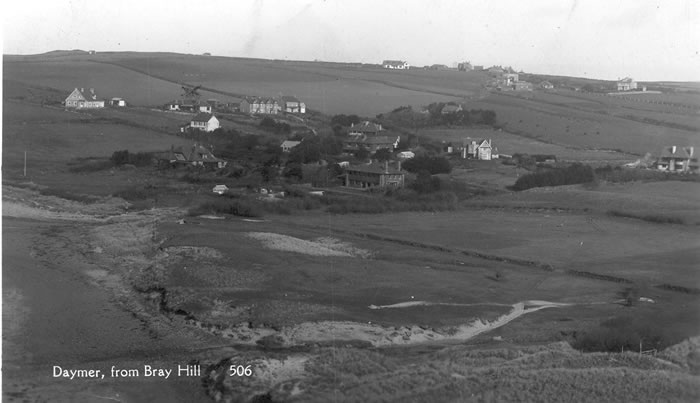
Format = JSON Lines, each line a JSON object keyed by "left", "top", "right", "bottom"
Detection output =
{"left": 382, "top": 60, "right": 410, "bottom": 69}
{"left": 64, "top": 88, "right": 105, "bottom": 109}
{"left": 617, "top": 77, "right": 637, "bottom": 91}
{"left": 458, "top": 61, "right": 473, "bottom": 71}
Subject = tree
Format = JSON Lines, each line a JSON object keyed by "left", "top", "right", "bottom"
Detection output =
{"left": 354, "top": 145, "right": 370, "bottom": 161}
{"left": 373, "top": 148, "right": 392, "bottom": 161}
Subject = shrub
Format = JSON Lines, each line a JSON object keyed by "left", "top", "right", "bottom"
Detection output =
{"left": 511, "top": 163, "right": 595, "bottom": 190}
{"left": 607, "top": 210, "right": 685, "bottom": 224}
{"left": 110, "top": 150, "right": 155, "bottom": 167}
{"left": 402, "top": 155, "right": 452, "bottom": 174}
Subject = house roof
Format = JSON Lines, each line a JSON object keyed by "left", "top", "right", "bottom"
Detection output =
{"left": 67, "top": 88, "right": 103, "bottom": 101}
{"left": 346, "top": 163, "right": 403, "bottom": 175}
{"left": 363, "top": 136, "right": 398, "bottom": 145}
{"left": 188, "top": 144, "right": 224, "bottom": 162}
{"left": 281, "top": 140, "right": 301, "bottom": 148}
{"left": 618, "top": 77, "right": 635, "bottom": 83}
{"left": 383, "top": 60, "right": 407, "bottom": 66}
{"left": 660, "top": 146, "right": 694, "bottom": 159}
{"left": 192, "top": 113, "right": 216, "bottom": 123}
{"left": 280, "top": 96, "right": 301, "bottom": 103}
{"left": 441, "top": 104, "right": 462, "bottom": 113}
{"left": 349, "top": 121, "right": 383, "bottom": 133}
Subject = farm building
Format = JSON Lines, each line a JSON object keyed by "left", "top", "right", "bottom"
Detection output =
{"left": 617, "top": 77, "right": 638, "bottom": 91}
{"left": 344, "top": 161, "right": 405, "bottom": 189}
{"left": 343, "top": 135, "right": 400, "bottom": 153}
{"left": 240, "top": 97, "right": 282, "bottom": 114}
{"left": 463, "top": 138, "right": 497, "bottom": 160}
{"left": 656, "top": 146, "right": 698, "bottom": 173}
{"left": 186, "top": 113, "right": 220, "bottom": 132}
{"left": 382, "top": 60, "right": 410, "bottom": 69}
{"left": 64, "top": 88, "right": 105, "bottom": 109}
{"left": 165, "top": 100, "right": 201, "bottom": 112}
{"left": 279, "top": 96, "right": 306, "bottom": 113}
{"left": 503, "top": 73, "right": 519, "bottom": 85}
{"left": 281, "top": 140, "right": 301, "bottom": 153}
{"left": 109, "top": 97, "right": 126, "bottom": 107}
{"left": 158, "top": 144, "right": 227, "bottom": 169}
{"left": 348, "top": 121, "right": 384, "bottom": 136}
{"left": 441, "top": 104, "right": 463, "bottom": 114}
{"left": 540, "top": 81, "right": 554, "bottom": 90}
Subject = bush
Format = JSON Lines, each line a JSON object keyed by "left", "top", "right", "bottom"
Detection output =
{"left": 402, "top": 156, "right": 452, "bottom": 174}
{"left": 607, "top": 210, "right": 685, "bottom": 224}
{"left": 110, "top": 150, "right": 155, "bottom": 167}
{"left": 511, "top": 163, "right": 595, "bottom": 190}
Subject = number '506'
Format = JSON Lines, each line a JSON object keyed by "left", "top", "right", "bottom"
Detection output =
{"left": 229, "top": 365, "right": 252, "bottom": 376}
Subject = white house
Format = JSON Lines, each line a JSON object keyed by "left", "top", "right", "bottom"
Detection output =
{"left": 65, "top": 88, "right": 105, "bottom": 109}
{"left": 279, "top": 96, "right": 306, "bottom": 114}
{"left": 617, "top": 77, "right": 638, "bottom": 91}
{"left": 190, "top": 113, "right": 220, "bottom": 132}
{"left": 281, "top": 140, "right": 301, "bottom": 153}
{"left": 463, "top": 138, "right": 497, "bottom": 160}
{"left": 382, "top": 60, "right": 410, "bottom": 69}
{"left": 212, "top": 184, "right": 229, "bottom": 195}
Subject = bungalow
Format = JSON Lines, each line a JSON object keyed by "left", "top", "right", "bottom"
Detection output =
{"left": 189, "top": 113, "right": 220, "bottom": 132}
{"left": 656, "top": 146, "right": 698, "bottom": 173}
{"left": 279, "top": 96, "right": 306, "bottom": 113}
{"left": 240, "top": 97, "right": 282, "bottom": 114}
{"left": 383, "top": 60, "right": 410, "bottom": 69}
{"left": 281, "top": 140, "right": 301, "bottom": 153}
{"left": 617, "top": 77, "right": 638, "bottom": 91}
{"left": 348, "top": 121, "right": 384, "bottom": 137}
{"left": 463, "top": 138, "right": 497, "bottom": 160}
{"left": 344, "top": 161, "right": 405, "bottom": 189}
{"left": 540, "top": 81, "right": 554, "bottom": 90}
{"left": 159, "top": 144, "right": 227, "bottom": 169}
{"left": 65, "top": 88, "right": 105, "bottom": 109}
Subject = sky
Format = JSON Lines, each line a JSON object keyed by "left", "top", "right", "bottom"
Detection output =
{"left": 2, "top": 0, "right": 699, "bottom": 81}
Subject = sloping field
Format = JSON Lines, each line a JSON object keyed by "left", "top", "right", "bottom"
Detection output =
{"left": 3, "top": 58, "right": 233, "bottom": 106}
{"left": 469, "top": 92, "right": 698, "bottom": 155}
{"left": 420, "top": 127, "right": 636, "bottom": 162}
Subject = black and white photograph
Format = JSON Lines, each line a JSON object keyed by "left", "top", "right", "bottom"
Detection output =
{"left": 2, "top": 0, "right": 699, "bottom": 401}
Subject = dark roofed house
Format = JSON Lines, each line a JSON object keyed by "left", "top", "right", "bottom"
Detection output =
{"left": 158, "top": 144, "right": 227, "bottom": 170}
{"left": 344, "top": 161, "right": 405, "bottom": 189}
{"left": 540, "top": 81, "right": 554, "bottom": 90}
{"left": 657, "top": 146, "right": 698, "bottom": 173}
{"left": 348, "top": 121, "right": 384, "bottom": 136}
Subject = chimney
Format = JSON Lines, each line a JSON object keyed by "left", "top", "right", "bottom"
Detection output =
{"left": 672, "top": 146, "right": 677, "bottom": 154}
{"left": 688, "top": 146, "right": 694, "bottom": 157}
{"left": 90, "top": 88, "right": 95, "bottom": 94}
{"left": 397, "top": 160, "right": 402, "bottom": 171}
{"left": 80, "top": 88, "right": 84, "bottom": 93}
{"left": 384, "top": 161, "right": 389, "bottom": 173}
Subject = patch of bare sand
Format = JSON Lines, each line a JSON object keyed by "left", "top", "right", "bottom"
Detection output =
{"left": 246, "top": 232, "right": 372, "bottom": 258}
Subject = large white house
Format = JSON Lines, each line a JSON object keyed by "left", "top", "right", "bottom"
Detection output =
{"left": 189, "top": 113, "right": 220, "bottom": 132}
{"left": 65, "top": 88, "right": 105, "bottom": 109}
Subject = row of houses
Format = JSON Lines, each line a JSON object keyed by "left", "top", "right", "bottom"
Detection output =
{"left": 239, "top": 96, "right": 306, "bottom": 114}
{"left": 156, "top": 143, "right": 227, "bottom": 170}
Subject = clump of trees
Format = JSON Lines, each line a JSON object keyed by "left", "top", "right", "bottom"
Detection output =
{"left": 259, "top": 117, "right": 291, "bottom": 134}
{"left": 402, "top": 155, "right": 452, "bottom": 174}
{"left": 425, "top": 103, "right": 497, "bottom": 126}
{"left": 110, "top": 150, "right": 155, "bottom": 167}
{"left": 511, "top": 163, "right": 595, "bottom": 191}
